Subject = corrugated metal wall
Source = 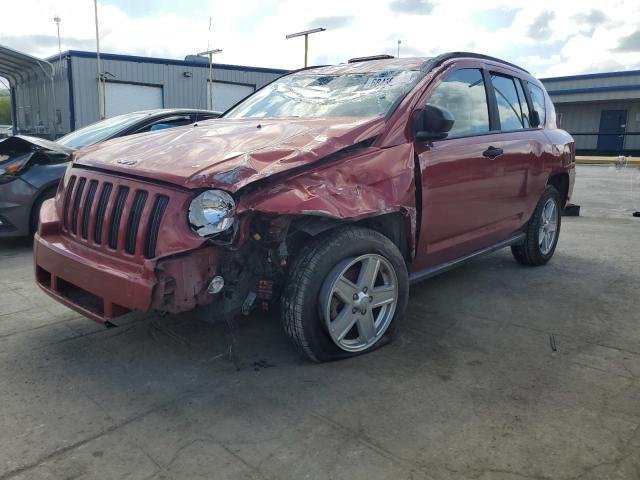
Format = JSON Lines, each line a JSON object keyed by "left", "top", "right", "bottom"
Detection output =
{"left": 70, "top": 55, "right": 284, "bottom": 130}
{"left": 555, "top": 101, "right": 640, "bottom": 150}
{"left": 542, "top": 72, "right": 640, "bottom": 152}
{"left": 12, "top": 57, "right": 69, "bottom": 138}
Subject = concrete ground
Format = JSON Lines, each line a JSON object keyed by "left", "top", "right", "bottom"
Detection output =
{"left": 1, "top": 165, "right": 639, "bottom": 480}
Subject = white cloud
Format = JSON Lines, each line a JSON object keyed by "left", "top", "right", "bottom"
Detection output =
{"left": 0, "top": 0, "right": 639, "bottom": 77}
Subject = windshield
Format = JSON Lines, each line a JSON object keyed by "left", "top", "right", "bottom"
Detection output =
{"left": 57, "top": 112, "right": 152, "bottom": 149}
{"left": 225, "top": 70, "right": 424, "bottom": 119}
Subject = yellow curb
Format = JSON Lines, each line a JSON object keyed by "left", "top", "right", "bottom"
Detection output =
{"left": 576, "top": 156, "right": 640, "bottom": 165}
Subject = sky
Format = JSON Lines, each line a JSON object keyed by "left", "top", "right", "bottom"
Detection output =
{"left": 0, "top": 0, "right": 639, "bottom": 79}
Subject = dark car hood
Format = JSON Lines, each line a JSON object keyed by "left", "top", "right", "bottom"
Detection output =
{"left": 73, "top": 117, "right": 386, "bottom": 192}
{"left": 0, "top": 135, "right": 74, "bottom": 156}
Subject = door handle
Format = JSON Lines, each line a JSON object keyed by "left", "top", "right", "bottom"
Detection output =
{"left": 483, "top": 146, "right": 503, "bottom": 159}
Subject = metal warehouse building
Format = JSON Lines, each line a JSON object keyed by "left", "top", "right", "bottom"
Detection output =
{"left": 1, "top": 45, "right": 287, "bottom": 139}
{"left": 541, "top": 70, "right": 640, "bottom": 155}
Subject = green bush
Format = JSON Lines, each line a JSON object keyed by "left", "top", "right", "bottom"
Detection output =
{"left": 0, "top": 96, "right": 11, "bottom": 124}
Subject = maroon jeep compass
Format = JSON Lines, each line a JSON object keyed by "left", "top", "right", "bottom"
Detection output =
{"left": 34, "top": 52, "right": 575, "bottom": 361}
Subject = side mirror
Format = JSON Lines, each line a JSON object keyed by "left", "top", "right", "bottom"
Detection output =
{"left": 530, "top": 110, "right": 541, "bottom": 128}
{"left": 415, "top": 104, "right": 455, "bottom": 142}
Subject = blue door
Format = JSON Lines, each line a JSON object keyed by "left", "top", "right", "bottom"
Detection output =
{"left": 597, "top": 110, "right": 626, "bottom": 152}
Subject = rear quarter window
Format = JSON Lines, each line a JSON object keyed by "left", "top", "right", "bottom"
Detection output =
{"left": 527, "top": 83, "right": 546, "bottom": 127}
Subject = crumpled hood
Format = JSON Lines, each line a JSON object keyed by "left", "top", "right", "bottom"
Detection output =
{"left": 0, "top": 135, "right": 74, "bottom": 156}
{"left": 73, "top": 116, "right": 386, "bottom": 192}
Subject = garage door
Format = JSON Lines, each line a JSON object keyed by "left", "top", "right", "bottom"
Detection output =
{"left": 212, "top": 82, "right": 255, "bottom": 112}
{"left": 105, "top": 83, "right": 163, "bottom": 118}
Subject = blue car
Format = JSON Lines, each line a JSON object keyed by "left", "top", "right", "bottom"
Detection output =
{"left": 0, "top": 109, "right": 219, "bottom": 237}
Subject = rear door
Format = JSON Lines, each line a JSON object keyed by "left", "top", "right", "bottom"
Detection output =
{"left": 484, "top": 67, "right": 546, "bottom": 232}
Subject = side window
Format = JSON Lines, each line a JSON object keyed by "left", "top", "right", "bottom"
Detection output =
{"left": 527, "top": 83, "right": 546, "bottom": 127}
{"left": 490, "top": 74, "right": 526, "bottom": 130}
{"left": 138, "top": 116, "right": 193, "bottom": 133}
{"left": 513, "top": 79, "right": 530, "bottom": 128}
{"left": 428, "top": 69, "right": 490, "bottom": 137}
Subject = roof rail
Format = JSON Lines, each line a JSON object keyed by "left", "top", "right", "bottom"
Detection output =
{"left": 429, "top": 51, "right": 530, "bottom": 74}
{"left": 348, "top": 54, "right": 396, "bottom": 63}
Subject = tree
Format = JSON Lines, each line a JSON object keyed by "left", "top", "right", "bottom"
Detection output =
{"left": 0, "top": 96, "right": 11, "bottom": 125}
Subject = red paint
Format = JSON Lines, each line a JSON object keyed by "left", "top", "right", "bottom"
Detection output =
{"left": 34, "top": 55, "right": 575, "bottom": 323}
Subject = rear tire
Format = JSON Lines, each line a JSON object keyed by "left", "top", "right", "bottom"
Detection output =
{"left": 281, "top": 226, "right": 409, "bottom": 362}
{"left": 511, "top": 185, "right": 561, "bottom": 266}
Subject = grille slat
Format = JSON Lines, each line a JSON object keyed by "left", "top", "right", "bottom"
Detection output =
{"left": 81, "top": 180, "right": 99, "bottom": 239}
{"left": 125, "top": 191, "right": 148, "bottom": 255}
{"left": 71, "top": 177, "right": 86, "bottom": 234}
{"left": 62, "top": 176, "right": 76, "bottom": 230}
{"left": 61, "top": 170, "right": 170, "bottom": 259}
{"left": 144, "top": 195, "right": 169, "bottom": 259}
{"left": 94, "top": 183, "right": 112, "bottom": 244}
{"left": 109, "top": 187, "right": 129, "bottom": 250}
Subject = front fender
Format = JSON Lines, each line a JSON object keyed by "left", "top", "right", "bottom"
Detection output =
{"left": 236, "top": 143, "right": 418, "bottom": 255}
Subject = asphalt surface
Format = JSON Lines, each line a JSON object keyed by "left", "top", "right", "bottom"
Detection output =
{"left": 1, "top": 165, "right": 639, "bottom": 480}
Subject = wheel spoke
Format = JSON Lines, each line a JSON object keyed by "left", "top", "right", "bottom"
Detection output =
{"left": 547, "top": 223, "right": 557, "bottom": 234}
{"left": 334, "top": 276, "right": 358, "bottom": 304}
{"left": 544, "top": 201, "right": 554, "bottom": 221}
{"left": 370, "top": 285, "right": 395, "bottom": 308}
{"left": 357, "top": 310, "right": 376, "bottom": 342}
{"left": 330, "top": 308, "right": 358, "bottom": 341}
{"left": 357, "top": 257, "right": 380, "bottom": 290}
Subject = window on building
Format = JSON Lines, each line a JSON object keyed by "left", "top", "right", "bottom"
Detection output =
{"left": 527, "top": 83, "right": 546, "bottom": 127}
{"left": 428, "top": 68, "right": 490, "bottom": 137}
{"left": 491, "top": 74, "right": 527, "bottom": 130}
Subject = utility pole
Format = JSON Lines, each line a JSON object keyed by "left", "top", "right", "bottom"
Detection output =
{"left": 285, "top": 28, "right": 326, "bottom": 67}
{"left": 54, "top": 15, "right": 62, "bottom": 57}
{"left": 197, "top": 48, "right": 223, "bottom": 111}
{"left": 93, "top": 0, "right": 104, "bottom": 119}
{"left": 397, "top": 39, "right": 401, "bottom": 58}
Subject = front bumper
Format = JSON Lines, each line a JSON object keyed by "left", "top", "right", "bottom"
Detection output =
{"left": 34, "top": 197, "right": 222, "bottom": 323}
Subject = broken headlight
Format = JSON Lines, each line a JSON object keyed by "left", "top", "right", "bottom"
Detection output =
{"left": 188, "top": 189, "right": 236, "bottom": 236}
{"left": 0, "top": 155, "right": 31, "bottom": 184}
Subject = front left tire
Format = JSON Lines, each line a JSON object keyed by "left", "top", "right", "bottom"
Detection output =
{"left": 281, "top": 226, "right": 409, "bottom": 362}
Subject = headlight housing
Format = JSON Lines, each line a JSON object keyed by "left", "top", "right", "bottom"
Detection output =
{"left": 0, "top": 154, "right": 31, "bottom": 184}
{"left": 188, "top": 189, "right": 236, "bottom": 236}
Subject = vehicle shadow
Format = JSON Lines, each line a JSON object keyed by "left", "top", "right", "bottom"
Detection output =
{"left": 0, "top": 236, "right": 33, "bottom": 255}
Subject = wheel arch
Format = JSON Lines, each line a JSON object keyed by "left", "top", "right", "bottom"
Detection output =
{"left": 547, "top": 172, "right": 569, "bottom": 208}
{"left": 288, "top": 211, "right": 412, "bottom": 262}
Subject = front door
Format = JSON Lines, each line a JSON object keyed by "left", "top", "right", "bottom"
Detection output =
{"left": 597, "top": 110, "right": 627, "bottom": 152}
{"left": 414, "top": 67, "right": 518, "bottom": 268}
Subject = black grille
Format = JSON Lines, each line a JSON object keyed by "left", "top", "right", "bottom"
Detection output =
{"left": 70, "top": 177, "right": 86, "bottom": 234}
{"left": 124, "top": 190, "right": 148, "bottom": 255}
{"left": 60, "top": 173, "right": 169, "bottom": 258}
{"left": 62, "top": 176, "right": 76, "bottom": 230}
{"left": 81, "top": 180, "right": 98, "bottom": 239}
{"left": 144, "top": 195, "right": 169, "bottom": 259}
{"left": 108, "top": 187, "right": 129, "bottom": 249}
{"left": 93, "top": 183, "right": 112, "bottom": 244}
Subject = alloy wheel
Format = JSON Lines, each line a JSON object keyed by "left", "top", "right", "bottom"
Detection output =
{"left": 320, "top": 254, "right": 398, "bottom": 352}
{"left": 538, "top": 198, "right": 558, "bottom": 255}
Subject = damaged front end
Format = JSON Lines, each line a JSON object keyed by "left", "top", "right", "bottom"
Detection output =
{"left": 0, "top": 136, "right": 72, "bottom": 183}
{"left": 35, "top": 57, "right": 432, "bottom": 326}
